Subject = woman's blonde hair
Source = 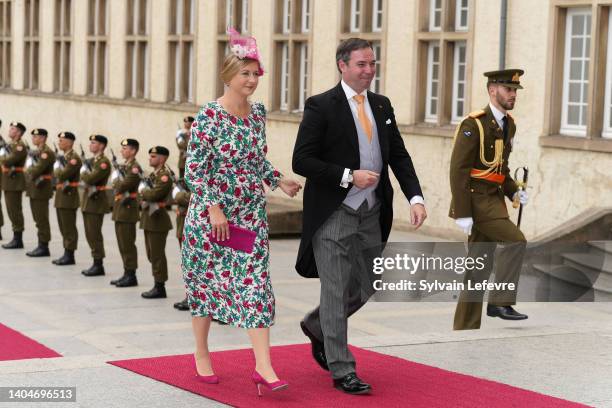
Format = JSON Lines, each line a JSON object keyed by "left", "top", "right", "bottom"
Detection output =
{"left": 220, "top": 54, "right": 260, "bottom": 84}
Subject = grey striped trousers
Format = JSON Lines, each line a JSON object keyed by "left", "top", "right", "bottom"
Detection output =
{"left": 303, "top": 201, "right": 382, "bottom": 379}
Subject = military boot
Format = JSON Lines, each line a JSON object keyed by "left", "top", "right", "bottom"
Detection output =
{"left": 173, "top": 297, "right": 189, "bottom": 311}
{"left": 141, "top": 282, "right": 167, "bottom": 299}
{"left": 26, "top": 241, "right": 50, "bottom": 257}
{"left": 2, "top": 231, "right": 24, "bottom": 249}
{"left": 82, "top": 259, "right": 105, "bottom": 276}
{"left": 115, "top": 270, "right": 138, "bottom": 287}
{"left": 52, "top": 250, "right": 75, "bottom": 265}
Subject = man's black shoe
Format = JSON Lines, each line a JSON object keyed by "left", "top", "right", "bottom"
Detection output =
{"left": 173, "top": 298, "right": 189, "bottom": 311}
{"left": 26, "top": 242, "right": 50, "bottom": 257}
{"left": 52, "top": 250, "right": 75, "bottom": 265}
{"left": 2, "top": 231, "right": 23, "bottom": 249}
{"left": 333, "top": 373, "right": 371, "bottom": 395}
{"left": 487, "top": 305, "right": 528, "bottom": 320}
{"left": 141, "top": 282, "right": 166, "bottom": 299}
{"left": 300, "top": 321, "right": 328, "bottom": 371}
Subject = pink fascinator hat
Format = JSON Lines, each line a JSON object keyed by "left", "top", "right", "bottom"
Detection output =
{"left": 227, "top": 27, "right": 265, "bottom": 76}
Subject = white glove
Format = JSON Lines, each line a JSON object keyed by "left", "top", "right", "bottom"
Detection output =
{"left": 25, "top": 157, "right": 33, "bottom": 168}
{"left": 455, "top": 217, "right": 474, "bottom": 236}
{"left": 80, "top": 166, "right": 88, "bottom": 175}
{"left": 0, "top": 147, "right": 6, "bottom": 157}
{"left": 138, "top": 181, "right": 147, "bottom": 194}
{"left": 53, "top": 161, "right": 61, "bottom": 170}
{"left": 514, "top": 190, "right": 529, "bottom": 206}
{"left": 110, "top": 169, "right": 120, "bottom": 182}
{"left": 172, "top": 185, "right": 181, "bottom": 200}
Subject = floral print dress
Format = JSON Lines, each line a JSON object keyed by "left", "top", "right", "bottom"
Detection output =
{"left": 181, "top": 101, "right": 282, "bottom": 328}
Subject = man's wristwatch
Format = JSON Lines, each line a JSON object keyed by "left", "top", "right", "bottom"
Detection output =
{"left": 347, "top": 170, "right": 354, "bottom": 184}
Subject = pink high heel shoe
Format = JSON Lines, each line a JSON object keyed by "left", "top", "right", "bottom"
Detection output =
{"left": 193, "top": 354, "right": 219, "bottom": 384}
{"left": 252, "top": 371, "right": 288, "bottom": 396}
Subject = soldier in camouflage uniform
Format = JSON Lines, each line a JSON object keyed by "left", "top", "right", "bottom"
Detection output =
{"left": 109, "top": 138, "right": 142, "bottom": 288}
{"left": 52, "top": 132, "right": 82, "bottom": 266}
{"left": 139, "top": 146, "right": 173, "bottom": 299}
{"left": 176, "top": 116, "right": 194, "bottom": 179}
{"left": 1, "top": 122, "right": 28, "bottom": 249}
{"left": 81, "top": 134, "right": 112, "bottom": 277}
{"left": 25, "top": 128, "right": 56, "bottom": 257}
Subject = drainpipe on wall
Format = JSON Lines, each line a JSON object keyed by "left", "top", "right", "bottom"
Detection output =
{"left": 499, "top": 0, "right": 508, "bottom": 69}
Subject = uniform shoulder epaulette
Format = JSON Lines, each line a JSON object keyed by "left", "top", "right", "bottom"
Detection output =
{"left": 468, "top": 110, "right": 486, "bottom": 119}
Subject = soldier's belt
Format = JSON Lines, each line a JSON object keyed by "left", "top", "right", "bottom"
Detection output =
{"left": 40, "top": 175, "right": 52, "bottom": 180}
{"left": 94, "top": 186, "right": 108, "bottom": 191}
{"left": 470, "top": 169, "right": 505, "bottom": 184}
{"left": 56, "top": 181, "right": 79, "bottom": 188}
{"left": 114, "top": 192, "right": 138, "bottom": 201}
{"left": 144, "top": 201, "right": 167, "bottom": 208}
{"left": 1, "top": 166, "right": 24, "bottom": 173}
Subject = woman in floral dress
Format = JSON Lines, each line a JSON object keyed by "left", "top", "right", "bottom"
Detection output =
{"left": 181, "top": 29, "right": 301, "bottom": 392}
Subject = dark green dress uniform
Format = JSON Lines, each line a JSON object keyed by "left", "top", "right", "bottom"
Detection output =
{"left": 110, "top": 155, "right": 142, "bottom": 287}
{"left": 176, "top": 116, "right": 193, "bottom": 178}
{"left": 1, "top": 130, "right": 28, "bottom": 249}
{"left": 81, "top": 151, "right": 112, "bottom": 276}
{"left": 0, "top": 165, "right": 3, "bottom": 240}
{"left": 175, "top": 190, "right": 191, "bottom": 244}
{"left": 450, "top": 69, "right": 527, "bottom": 330}
{"left": 25, "top": 136, "right": 56, "bottom": 257}
{"left": 52, "top": 144, "right": 82, "bottom": 265}
{"left": 172, "top": 188, "right": 191, "bottom": 310}
{"left": 140, "top": 164, "right": 173, "bottom": 298}
{"left": 0, "top": 126, "right": 3, "bottom": 239}
{"left": 176, "top": 132, "right": 189, "bottom": 179}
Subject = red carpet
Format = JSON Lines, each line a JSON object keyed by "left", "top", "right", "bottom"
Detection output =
{"left": 0, "top": 323, "right": 62, "bottom": 361}
{"left": 108, "top": 344, "right": 588, "bottom": 408}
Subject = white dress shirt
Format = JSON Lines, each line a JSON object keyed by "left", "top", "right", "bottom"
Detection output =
{"left": 489, "top": 102, "right": 507, "bottom": 129}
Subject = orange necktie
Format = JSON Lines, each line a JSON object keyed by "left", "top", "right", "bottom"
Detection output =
{"left": 353, "top": 94, "right": 372, "bottom": 142}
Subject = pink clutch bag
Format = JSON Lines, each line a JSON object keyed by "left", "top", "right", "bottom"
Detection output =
{"left": 210, "top": 224, "right": 257, "bottom": 253}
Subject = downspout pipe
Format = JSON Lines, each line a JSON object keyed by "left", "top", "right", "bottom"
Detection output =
{"left": 499, "top": 0, "right": 508, "bottom": 69}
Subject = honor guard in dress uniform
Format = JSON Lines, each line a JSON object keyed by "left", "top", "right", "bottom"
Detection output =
{"left": 109, "top": 138, "right": 142, "bottom": 288}
{"left": 172, "top": 179, "right": 191, "bottom": 310}
{"left": 176, "top": 116, "right": 194, "bottom": 179}
{"left": 25, "top": 128, "right": 56, "bottom": 257}
{"left": 0, "top": 119, "right": 4, "bottom": 240}
{"left": 52, "top": 132, "right": 82, "bottom": 266}
{"left": 1, "top": 122, "right": 28, "bottom": 249}
{"left": 450, "top": 69, "right": 529, "bottom": 330}
{"left": 81, "top": 134, "right": 112, "bottom": 277}
{"left": 139, "top": 146, "right": 173, "bottom": 299}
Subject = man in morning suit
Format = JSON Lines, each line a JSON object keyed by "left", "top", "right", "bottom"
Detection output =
{"left": 292, "top": 38, "right": 427, "bottom": 395}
